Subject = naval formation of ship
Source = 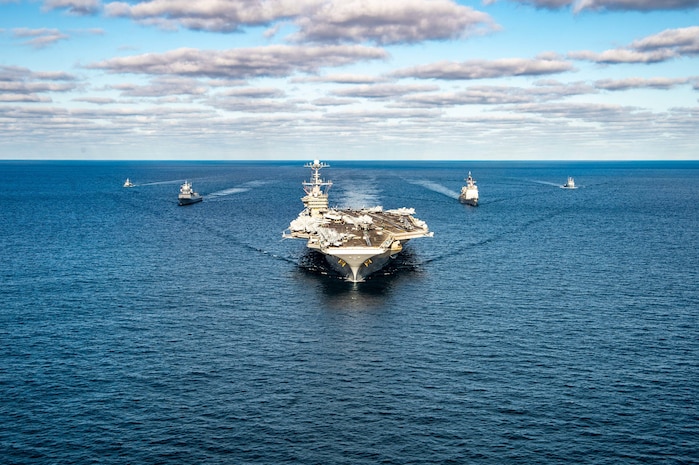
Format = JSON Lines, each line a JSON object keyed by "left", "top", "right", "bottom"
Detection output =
{"left": 283, "top": 160, "right": 433, "bottom": 282}
{"left": 125, "top": 163, "right": 576, "bottom": 281}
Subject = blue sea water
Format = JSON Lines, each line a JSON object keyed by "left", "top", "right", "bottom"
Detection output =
{"left": 1, "top": 160, "right": 698, "bottom": 464}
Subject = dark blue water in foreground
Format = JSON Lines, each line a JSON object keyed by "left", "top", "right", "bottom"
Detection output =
{"left": 1, "top": 160, "right": 698, "bottom": 464}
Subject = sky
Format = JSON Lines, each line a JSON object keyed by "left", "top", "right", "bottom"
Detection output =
{"left": 1, "top": 0, "right": 698, "bottom": 160}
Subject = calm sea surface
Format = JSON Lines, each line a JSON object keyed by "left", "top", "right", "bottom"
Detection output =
{"left": 1, "top": 161, "right": 698, "bottom": 464}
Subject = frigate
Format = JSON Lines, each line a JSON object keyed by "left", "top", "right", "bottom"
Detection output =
{"left": 459, "top": 171, "right": 478, "bottom": 206}
{"left": 178, "top": 181, "right": 202, "bottom": 205}
{"left": 283, "top": 160, "right": 433, "bottom": 282}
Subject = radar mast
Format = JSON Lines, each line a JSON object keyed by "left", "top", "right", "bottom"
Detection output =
{"left": 302, "top": 160, "right": 332, "bottom": 215}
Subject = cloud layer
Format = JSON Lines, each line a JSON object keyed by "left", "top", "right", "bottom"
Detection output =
{"left": 102, "top": 0, "right": 498, "bottom": 44}
{"left": 486, "top": 0, "right": 699, "bottom": 12}
{"left": 0, "top": 0, "right": 697, "bottom": 159}
{"left": 570, "top": 26, "right": 699, "bottom": 63}
{"left": 88, "top": 45, "right": 388, "bottom": 78}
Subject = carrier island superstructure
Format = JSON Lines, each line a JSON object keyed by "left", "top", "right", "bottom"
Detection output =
{"left": 283, "top": 160, "right": 433, "bottom": 282}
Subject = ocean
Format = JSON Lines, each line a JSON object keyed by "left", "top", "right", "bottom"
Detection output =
{"left": 1, "top": 160, "right": 697, "bottom": 464}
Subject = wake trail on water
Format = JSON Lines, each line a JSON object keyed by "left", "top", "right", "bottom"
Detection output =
{"left": 531, "top": 180, "right": 565, "bottom": 188}
{"left": 135, "top": 179, "right": 185, "bottom": 186}
{"left": 408, "top": 179, "right": 460, "bottom": 200}
{"left": 422, "top": 207, "right": 570, "bottom": 265}
{"left": 336, "top": 190, "right": 381, "bottom": 209}
{"left": 333, "top": 178, "right": 381, "bottom": 209}
{"left": 194, "top": 221, "right": 299, "bottom": 265}
{"left": 204, "top": 180, "right": 270, "bottom": 201}
{"left": 133, "top": 194, "right": 299, "bottom": 266}
{"left": 206, "top": 187, "right": 249, "bottom": 199}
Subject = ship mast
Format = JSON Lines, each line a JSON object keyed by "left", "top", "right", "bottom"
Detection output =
{"left": 302, "top": 160, "right": 332, "bottom": 216}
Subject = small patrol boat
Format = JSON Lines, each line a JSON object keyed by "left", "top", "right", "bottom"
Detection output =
{"left": 123, "top": 178, "right": 134, "bottom": 188}
{"left": 561, "top": 177, "right": 577, "bottom": 189}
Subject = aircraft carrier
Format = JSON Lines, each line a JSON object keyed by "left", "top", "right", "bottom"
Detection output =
{"left": 283, "top": 160, "right": 433, "bottom": 282}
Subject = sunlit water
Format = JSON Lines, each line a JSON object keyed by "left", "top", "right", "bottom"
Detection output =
{"left": 1, "top": 160, "right": 697, "bottom": 464}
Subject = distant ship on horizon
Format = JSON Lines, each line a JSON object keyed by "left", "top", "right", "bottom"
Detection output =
{"left": 283, "top": 160, "right": 433, "bottom": 282}
{"left": 561, "top": 176, "right": 577, "bottom": 189}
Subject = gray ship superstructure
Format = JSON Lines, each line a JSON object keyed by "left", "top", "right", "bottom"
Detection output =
{"left": 284, "top": 160, "right": 433, "bottom": 282}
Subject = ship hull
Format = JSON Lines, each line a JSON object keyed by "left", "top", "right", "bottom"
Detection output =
{"left": 321, "top": 247, "right": 393, "bottom": 282}
{"left": 178, "top": 196, "right": 202, "bottom": 206}
{"left": 459, "top": 196, "right": 478, "bottom": 206}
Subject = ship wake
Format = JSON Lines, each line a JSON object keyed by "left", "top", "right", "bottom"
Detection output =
{"left": 207, "top": 180, "right": 269, "bottom": 199}
{"left": 136, "top": 179, "right": 185, "bottom": 186}
{"left": 334, "top": 177, "right": 381, "bottom": 209}
{"left": 531, "top": 180, "right": 564, "bottom": 188}
{"left": 423, "top": 208, "right": 569, "bottom": 264}
{"left": 409, "top": 179, "right": 460, "bottom": 200}
{"left": 206, "top": 187, "right": 249, "bottom": 198}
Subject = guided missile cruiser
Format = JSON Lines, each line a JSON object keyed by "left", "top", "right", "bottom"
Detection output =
{"left": 459, "top": 171, "right": 478, "bottom": 206}
{"left": 283, "top": 160, "right": 433, "bottom": 282}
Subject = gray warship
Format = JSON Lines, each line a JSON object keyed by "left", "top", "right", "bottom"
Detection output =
{"left": 178, "top": 181, "right": 202, "bottom": 206}
{"left": 459, "top": 171, "right": 478, "bottom": 206}
{"left": 283, "top": 160, "right": 433, "bottom": 282}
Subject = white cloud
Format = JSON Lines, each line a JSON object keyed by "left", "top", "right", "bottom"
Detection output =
{"left": 42, "top": 0, "right": 102, "bottom": 15}
{"left": 72, "top": 96, "right": 118, "bottom": 105}
{"left": 219, "top": 87, "right": 286, "bottom": 98}
{"left": 206, "top": 97, "right": 306, "bottom": 113}
{"left": 631, "top": 26, "right": 699, "bottom": 54}
{"left": 569, "top": 26, "right": 699, "bottom": 63}
{"left": 109, "top": 77, "right": 210, "bottom": 97}
{"left": 291, "top": 0, "right": 498, "bottom": 45}
{"left": 483, "top": 0, "right": 571, "bottom": 9}
{"left": 573, "top": 0, "right": 699, "bottom": 12}
{"left": 510, "top": 102, "right": 651, "bottom": 123}
{"left": 292, "top": 74, "right": 390, "bottom": 84}
{"left": 104, "top": 0, "right": 321, "bottom": 32}
{"left": 12, "top": 28, "right": 70, "bottom": 48}
{"left": 0, "top": 94, "right": 52, "bottom": 102}
{"left": 311, "top": 97, "right": 355, "bottom": 106}
{"left": 484, "top": 0, "right": 699, "bottom": 12}
{"left": 392, "top": 57, "right": 574, "bottom": 80}
{"left": 595, "top": 77, "right": 690, "bottom": 90}
{"left": 88, "top": 45, "right": 388, "bottom": 79}
{"left": 103, "top": 0, "right": 497, "bottom": 45}
{"left": 0, "top": 65, "right": 79, "bottom": 103}
{"left": 392, "top": 81, "right": 594, "bottom": 108}
{"left": 331, "top": 83, "right": 440, "bottom": 99}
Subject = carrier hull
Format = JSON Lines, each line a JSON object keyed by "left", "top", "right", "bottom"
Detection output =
{"left": 321, "top": 247, "right": 393, "bottom": 282}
